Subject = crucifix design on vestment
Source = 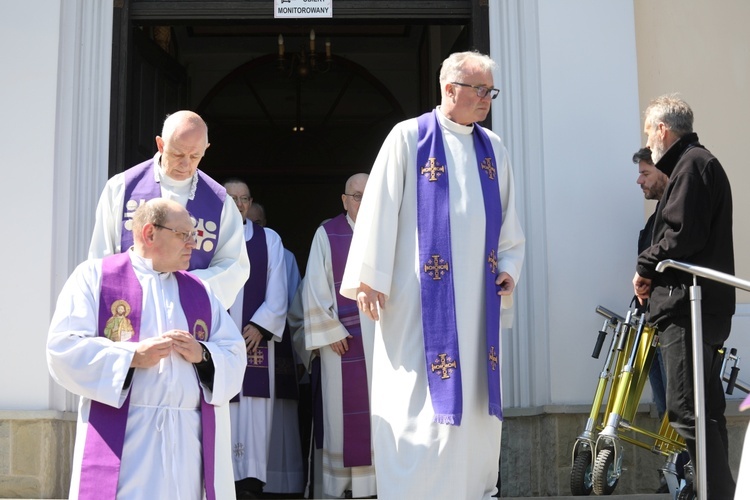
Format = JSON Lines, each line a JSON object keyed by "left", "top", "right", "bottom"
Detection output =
{"left": 431, "top": 353, "right": 457, "bottom": 380}
{"left": 481, "top": 157, "right": 496, "bottom": 180}
{"left": 424, "top": 254, "right": 449, "bottom": 280}
{"left": 489, "top": 346, "right": 498, "bottom": 371}
{"left": 247, "top": 349, "right": 265, "bottom": 366}
{"left": 421, "top": 158, "right": 445, "bottom": 182}
{"left": 487, "top": 249, "right": 498, "bottom": 274}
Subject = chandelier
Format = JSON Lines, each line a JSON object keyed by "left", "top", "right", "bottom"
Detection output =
{"left": 277, "top": 29, "right": 332, "bottom": 79}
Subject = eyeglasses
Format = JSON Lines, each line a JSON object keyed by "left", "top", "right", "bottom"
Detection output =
{"left": 344, "top": 193, "right": 363, "bottom": 202}
{"left": 450, "top": 82, "right": 500, "bottom": 99}
{"left": 153, "top": 224, "right": 199, "bottom": 244}
{"left": 230, "top": 195, "right": 251, "bottom": 204}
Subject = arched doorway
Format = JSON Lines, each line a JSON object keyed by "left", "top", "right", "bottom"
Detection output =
{"left": 111, "top": 1, "right": 488, "bottom": 268}
{"left": 194, "top": 52, "right": 405, "bottom": 264}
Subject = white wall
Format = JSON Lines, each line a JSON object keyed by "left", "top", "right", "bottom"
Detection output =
{"left": 0, "top": 0, "right": 111, "bottom": 412}
{"left": 536, "top": 0, "right": 644, "bottom": 404}
{"left": 500, "top": 0, "right": 750, "bottom": 408}
{"left": 634, "top": 0, "right": 750, "bottom": 401}
{"left": 635, "top": 1, "right": 750, "bottom": 291}
{"left": 4, "top": 0, "right": 744, "bottom": 413}
{"left": 0, "top": 1, "right": 62, "bottom": 409}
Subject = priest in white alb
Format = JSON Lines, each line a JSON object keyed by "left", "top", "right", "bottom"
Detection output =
{"left": 303, "top": 173, "right": 377, "bottom": 499}
{"left": 47, "top": 199, "right": 246, "bottom": 500}
{"left": 88, "top": 110, "right": 249, "bottom": 310}
{"left": 340, "top": 51, "right": 525, "bottom": 499}
{"left": 223, "top": 179, "right": 289, "bottom": 499}
{"left": 246, "top": 200, "right": 306, "bottom": 496}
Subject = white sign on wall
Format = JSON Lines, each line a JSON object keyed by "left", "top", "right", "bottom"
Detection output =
{"left": 274, "top": 0, "right": 333, "bottom": 19}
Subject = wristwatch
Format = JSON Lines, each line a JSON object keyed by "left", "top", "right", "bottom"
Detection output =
{"left": 199, "top": 343, "right": 211, "bottom": 364}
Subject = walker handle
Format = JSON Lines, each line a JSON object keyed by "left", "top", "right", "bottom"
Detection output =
{"left": 595, "top": 305, "right": 625, "bottom": 323}
{"left": 592, "top": 329, "right": 607, "bottom": 359}
{"left": 727, "top": 366, "right": 740, "bottom": 395}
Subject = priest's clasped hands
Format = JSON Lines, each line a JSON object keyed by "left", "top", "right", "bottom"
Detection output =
{"left": 130, "top": 330, "right": 205, "bottom": 368}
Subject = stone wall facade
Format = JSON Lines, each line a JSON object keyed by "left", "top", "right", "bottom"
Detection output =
{"left": 0, "top": 411, "right": 75, "bottom": 499}
{"left": 500, "top": 405, "right": 749, "bottom": 497}
{"left": 0, "top": 408, "right": 747, "bottom": 498}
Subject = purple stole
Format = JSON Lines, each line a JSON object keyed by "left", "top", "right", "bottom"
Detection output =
{"left": 236, "top": 223, "right": 271, "bottom": 398}
{"left": 79, "top": 252, "right": 217, "bottom": 500}
{"left": 416, "top": 110, "right": 503, "bottom": 425}
{"left": 323, "top": 214, "right": 372, "bottom": 467}
{"left": 120, "top": 159, "right": 225, "bottom": 270}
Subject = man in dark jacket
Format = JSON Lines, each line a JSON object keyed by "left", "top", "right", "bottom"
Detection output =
{"left": 633, "top": 94, "right": 735, "bottom": 498}
{"left": 633, "top": 147, "right": 669, "bottom": 421}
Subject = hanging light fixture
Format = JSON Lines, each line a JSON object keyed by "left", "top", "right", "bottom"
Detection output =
{"left": 277, "top": 29, "right": 332, "bottom": 79}
{"left": 276, "top": 29, "right": 334, "bottom": 132}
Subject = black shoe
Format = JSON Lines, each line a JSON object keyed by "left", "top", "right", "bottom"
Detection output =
{"left": 236, "top": 478, "right": 264, "bottom": 499}
{"left": 655, "top": 482, "right": 670, "bottom": 494}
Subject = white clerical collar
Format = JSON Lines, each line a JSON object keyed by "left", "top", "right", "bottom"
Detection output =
{"left": 346, "top": 213, "right": 356, "bottom": 229}
{"left": 128, "top": 248, "right": 172, "bottom": 280}
{"left": 436, "top": 106, "right": 475, "bottom": 136}
{"left": 152, "top": 152, "right": 199, "bottom": 200}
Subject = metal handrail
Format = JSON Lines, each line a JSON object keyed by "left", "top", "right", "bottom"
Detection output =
{"left": 656, "top": 259, "right": 750, "bottom": 292}
{"left": 655, "top": 259, "right": 749, "bottom": 500}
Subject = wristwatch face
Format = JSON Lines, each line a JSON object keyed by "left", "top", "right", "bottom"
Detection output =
{"left": 202, "top": 346, "right": 211, "bottom": 362}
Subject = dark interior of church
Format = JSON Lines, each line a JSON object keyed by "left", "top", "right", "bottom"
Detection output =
{"left": 110, "top": 1, "right": 485, "bottom": 270}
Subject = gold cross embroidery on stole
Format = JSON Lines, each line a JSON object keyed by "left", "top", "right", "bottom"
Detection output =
{"left": 248, "top": 349, "right": 265, "bottom": 366}
{"left": 487, "top": 249, "right": 498, "bottom": 274}
{"left": 481, "top": 157, "right": 496, "bottom": 180}
{"left": 489, "top": 346, "right": 498, "bottom": 371}
{"left": 421, "top": 158, "right": 445, "bottom": 181}
{"left": 431, "top": 353, "right": 458, "bottom": 380}
{"left": 424, "top": 254, "right": 449, "bottom": 280}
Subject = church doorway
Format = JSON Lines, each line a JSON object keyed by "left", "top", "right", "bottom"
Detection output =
{"left": 109, "top": 0, "right": 487, "bottom": 269}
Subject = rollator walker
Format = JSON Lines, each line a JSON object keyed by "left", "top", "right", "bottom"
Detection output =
{"left": 569, "top": 299, "right": 746, "bottom": 498}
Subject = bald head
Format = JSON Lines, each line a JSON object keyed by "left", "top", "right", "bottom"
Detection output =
{"left": 155, "top": 110, "right": 210, "bottom": 182}
{"left": 161, "top": 111, "right": 208, "bottom": 142}
{"left": 247, "top": 202, "right": 267, "bottom": 227}
{"left": 342, "top": 173, "right": 369, "bottom": 223}
{"left": 132, "top": 198, "right": 197, "bottom": 272}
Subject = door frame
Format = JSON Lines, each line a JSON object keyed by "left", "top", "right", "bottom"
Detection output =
{"left": 109, "top": 0, "right": 489, "bottom": 174}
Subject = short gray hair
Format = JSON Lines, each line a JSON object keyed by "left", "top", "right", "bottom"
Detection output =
{"left": 439, "top": 51, "right": 497, "bottom": 87}
{"left": 132, "top": 199, "right": 171, "bottom": 241}
{"left": 644, "top": 93, "right": 694, "bottom": 137}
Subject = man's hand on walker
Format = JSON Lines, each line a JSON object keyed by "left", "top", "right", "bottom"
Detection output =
{"left": 633, "top": 272, "right": 652, "bottom": 305}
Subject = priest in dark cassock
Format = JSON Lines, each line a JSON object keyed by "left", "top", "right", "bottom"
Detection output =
{"left": 341, "top": 51, "right": 525, "bottom": 499}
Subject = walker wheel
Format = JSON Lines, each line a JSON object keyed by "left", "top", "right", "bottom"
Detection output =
{"left": 592, "top": 447, "right": 619, "bottom": 495}
{"left": 570, "top": 449, "right": 593, "bottom": 495}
